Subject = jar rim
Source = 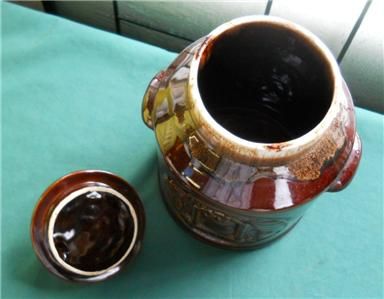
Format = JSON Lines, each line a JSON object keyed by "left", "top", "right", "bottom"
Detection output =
{"left": 188, "top": 16, "right": 343, "bottom": 164}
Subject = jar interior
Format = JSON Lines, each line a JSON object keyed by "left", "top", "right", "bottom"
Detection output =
{"left": 197, "top": 22, "right": 334, "bottom": 143}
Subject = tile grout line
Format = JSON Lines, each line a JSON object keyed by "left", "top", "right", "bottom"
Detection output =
{"left": 41, "top": 1, "right": 57, "bottom": 14}
{"left": 118, "top": 18, "right": 194, "bottom": 42}
{"left": 112, "top": 0, "right": 121, "bottom": 35}
{"left": 264, "top": 0, "right": 273, "bottom": 15}
{"left": 337, "top": 0, "right": 373, "bottom": 64}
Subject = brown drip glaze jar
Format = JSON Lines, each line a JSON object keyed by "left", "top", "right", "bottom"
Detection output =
{"left": 31, "top": 170, "right": 145, "bottom": 282}
{"left": 142, "top": 16, "right": 362, "bottom": 249}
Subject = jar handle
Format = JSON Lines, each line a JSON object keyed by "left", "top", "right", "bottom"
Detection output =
{"left": 142, "top": 71, "right": 165, "bottom": 129}
{"left": 328, "top": 133, "right": 362, "bottom": 192}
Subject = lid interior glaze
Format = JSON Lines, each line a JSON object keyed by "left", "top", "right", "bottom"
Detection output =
{"left": 31, "top": 170, "right": 145, "bottom": 282}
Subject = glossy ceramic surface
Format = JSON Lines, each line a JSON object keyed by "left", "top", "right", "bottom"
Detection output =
{"left": 142, "top": 16, "right": 361, "bottom": 249}
{"left": 30, "top": 170, "right": 145, "bottom": 282}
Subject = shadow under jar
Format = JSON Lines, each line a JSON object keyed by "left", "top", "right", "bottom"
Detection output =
{"left": 142, "top": 16, "right": 361, "bottom": 249}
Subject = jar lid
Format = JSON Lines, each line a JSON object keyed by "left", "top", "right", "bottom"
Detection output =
{"left": 30, "top": 170, "right": 145, "bottom": 282}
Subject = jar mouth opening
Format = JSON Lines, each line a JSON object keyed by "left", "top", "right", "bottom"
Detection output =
{"left": 197, "top": 20, "right": 334, "bottom": 144}
{"left": 189, "top": 16, "right": 341, "bottom": 158}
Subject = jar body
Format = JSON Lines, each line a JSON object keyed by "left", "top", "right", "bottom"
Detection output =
{"left": 158, "top": 153, "right": 312, "bottom": 249}
{"left": 143, "top": 16, "right": 362, "bottom": 249}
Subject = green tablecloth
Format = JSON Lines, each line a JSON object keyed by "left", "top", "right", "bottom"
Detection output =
{"left": 2, "top": 3, "right": 383, "bottom": 298}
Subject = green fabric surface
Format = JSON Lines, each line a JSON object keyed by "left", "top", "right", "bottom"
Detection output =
{"left": 2, "top": 3, "right": 383, "bottom": 298}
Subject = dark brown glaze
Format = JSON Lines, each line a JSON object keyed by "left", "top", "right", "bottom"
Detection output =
{"left": 143, "top": 18, "right": 362, "bottom": 249}
{"left": 163, "top": 123, "right": 360, "bottom": 211}
{"left": 158, "top": 152, "right": 310, "bottom": 249}
{"left": 198, "top": 23, "right": 333, "bottom": 143}
{"left": 159, "top": 133, "right": 354, "bottom": 249}
{"left": 160, "top": 134, "right": 360, "bottom": 248}
{"left": 53, "top": 191, "right": 135, "bottom": 272}
{"left": 31, "top": 170, "right": 145, "bottom": 282}
{"left": 328, "top": 134, "right": 362, "bottom": 191}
